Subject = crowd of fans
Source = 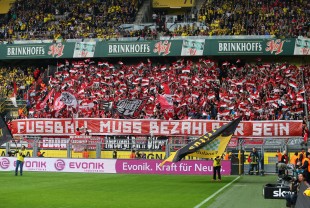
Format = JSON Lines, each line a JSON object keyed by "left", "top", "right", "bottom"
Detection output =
{"left": 196, "top": 0, "right": 310, "bottom": 37}
{"left": 4, "top": 58, "right": 307, "bottom": 123}
{"left": 0, "top": 66, "right": 35, "bottom": 99}
{"left": 0, "top": 0, "right": 309, "bottom": 41}
{"left": 0, "top": 0, "right": 142, "bottom": 41}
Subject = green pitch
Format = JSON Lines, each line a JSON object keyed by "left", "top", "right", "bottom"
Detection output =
{"left": 0, "top": 172, "right": 282, "bottom": 208}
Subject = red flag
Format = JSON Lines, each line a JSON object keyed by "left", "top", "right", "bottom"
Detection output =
{"left": 39, "top": 88, "right": 55, "bottom": 110}
{"left": 162, "top": 83, "right": 171, "bottom": 94}
{"left": 157, "top": 94, "right": 173, "bottom": 110}
{"left": 289, "top": 82, "right": 297, "bottom": 88}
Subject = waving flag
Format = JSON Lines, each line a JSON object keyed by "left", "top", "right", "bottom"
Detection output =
{"left": 53, "top": 92, "right": 65, "bottom": 111}
{"left": 160, "top": 117, "right": 242, "bottom": 166}
{"left": 60, "top": 91, "right": 78, "bottom": 109}
{"left": 157, "top": 94, "right": 173, "bottom": 110}
{"left": 38, "top": 88, "right": 55, "bottom": 110}
{"left": 116, "top": 98, "right": 148, "bottom": 118}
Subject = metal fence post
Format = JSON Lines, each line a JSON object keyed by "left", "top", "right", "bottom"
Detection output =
{"left": 5, "top": 142, "right": 10, "bottom": 157}
{"left": 96, "top": 142, "right": 101, "bottom": 159}
{"left": 67, "top": 143, "right": 71, "bottom": 158}
{"left": 33, "top": 141, "right": 38, "bottom": 157}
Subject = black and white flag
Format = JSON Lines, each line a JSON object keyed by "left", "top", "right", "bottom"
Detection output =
{"left": 116, "top": 98, "right": 148, "bottom": 118}
{"left": 99, "top": 101, "right": 113, "bottom": 111}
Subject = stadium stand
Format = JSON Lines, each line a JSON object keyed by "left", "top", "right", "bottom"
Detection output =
{"left": 0, "top": 3, "right": 310, "bottom": 206}
{"left": 0, "top": 0, "right": 143, "bottom": 40}
{"left": 197, "top": 0, "right": 310, "bottom": 37}
{"left": 0, "top": 59, "right": 308, "bottom": 122}
{"left": 0, "top": 0, "right": 309, "bottom": 41}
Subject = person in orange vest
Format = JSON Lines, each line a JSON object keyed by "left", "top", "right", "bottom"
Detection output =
{"left": 276, "top": 150, "right": 282, "bottom": 163}
{"left": 275, "top": 149, "right": 282, "bottom": 173}
{"left": 37, "top": 150, "right": 44, "bottom": 157}
{"left": 224, "top": 152, "right": 231, "bottom": 160}
{"left": 18, "top": 108, "right": 23, "bottom": 118}
{"left": 129, "top": 150, "right": 136, "bottom": 159}
{"left": 82, "top": 148, "right": 89, "bottom": 158}
{"left": 290, "top": 152, "right": 299, "bottom": 167}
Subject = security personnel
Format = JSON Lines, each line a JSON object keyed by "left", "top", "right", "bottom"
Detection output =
{"left": 15, "top": 145, "right": 26, "bottom": 176}
{"left": 248, "top": 147, "right": 259, "bottom": 175}
{"left": 82, "top": 148, "right": 89, "bottom": 158}
{"left": 213, "top": 156, "right": 222, "bottom": 181}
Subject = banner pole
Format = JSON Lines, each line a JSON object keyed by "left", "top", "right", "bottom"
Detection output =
{"left": 238, "top": 150, "right": 241, "bottom": 175}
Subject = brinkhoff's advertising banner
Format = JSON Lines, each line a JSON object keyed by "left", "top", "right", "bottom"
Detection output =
{"left": 0, "top": 157, "right": 231, "bottom": 175}
{"left": 11, "top": 118, "right": 303, "bottom": 138}
{"left": 0, "top": 38, "right": 306, "bottom": 59}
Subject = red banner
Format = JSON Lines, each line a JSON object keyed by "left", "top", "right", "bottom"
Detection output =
{"left": 11, "top": 118, "right": 302, "bottom": 138}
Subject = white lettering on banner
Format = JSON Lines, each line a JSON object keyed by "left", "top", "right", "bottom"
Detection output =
{"left": 112, "top": 121, "right": 121, "bottom": 133}
{"left": 264, "top": 123, "right": 273, "bottom": 136}
{"left": 64, "top": 121, "right": 75, "bottom": 134}
{"left": 194, "top": 164, "right": 213, "bottom": 172}
{"left": 26, "top": 121, "right": 34, "bottom": 133}
{"left": 192, "top": 122, "right": 202, "bottom": 135}
{"left": 55, "top": 122, "right": 63, "bottom": 133}
{"left": 179, "top": 163, "right": 192, "bottom": 171}
{"left": 253, "top": 123, "right": 289, "bottom": 136}
{"left": 36, "top": 121, "right": 43, "bottom": 132}
{"left": 100, "top": 121, "right": 110, "bottom": 132}
{"left": 17, "top": 121, "right": 67, "bottom": 134}
{"left": 155, "top": 163, "right": 178, "bottom": 171}
{"left": 123, "top": 162, "right": 151, "bottom": 171}
{"left": 171, "top": 122, "right": 180, "bottom": 134}
{"left": 150, "top": 121, "right": 159, "bottom": 134}
{"left": 13, "top": 119, "right": 301, "bottom": 137}
{"left": 280, "top": 123, "right": 289, "bottom": 136}
{"left": 42, "top": 138, "right": 68, "bottom": 148}
{"left": 45, "top": 121, "right": 53, "bottom": 133}
{"left": 132, "top": 122, "right": 141, "bottom": 133}
{"left": 182, "top": 122, "right": 191, "bottom": 134}
{"left": 235, "top": 123, "right": 244, "bottom": 135}
{"left": 160, "top": 122, "right": 169, "bottom": 135}
{"left": 123, "top": 121, "right": 131, "bottom": 133}
{"left": 211, "top": 122, "right": 244, "bottom": 135}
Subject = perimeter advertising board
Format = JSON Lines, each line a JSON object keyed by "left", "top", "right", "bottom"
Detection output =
{"left": 0, "top": 157, "right": 231, "bottom": 175}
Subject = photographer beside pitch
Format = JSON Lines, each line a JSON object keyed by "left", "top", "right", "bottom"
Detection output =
{"left": 15, "top": 145, "right": 26, "bottom": 176}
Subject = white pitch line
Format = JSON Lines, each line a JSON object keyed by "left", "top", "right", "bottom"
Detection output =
{"left": 194, "top": 176, "right": 241, "bottom": 208}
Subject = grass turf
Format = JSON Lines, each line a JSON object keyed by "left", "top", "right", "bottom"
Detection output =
{"left": 0, "top": 172, "right": 237, "bottom": 208}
